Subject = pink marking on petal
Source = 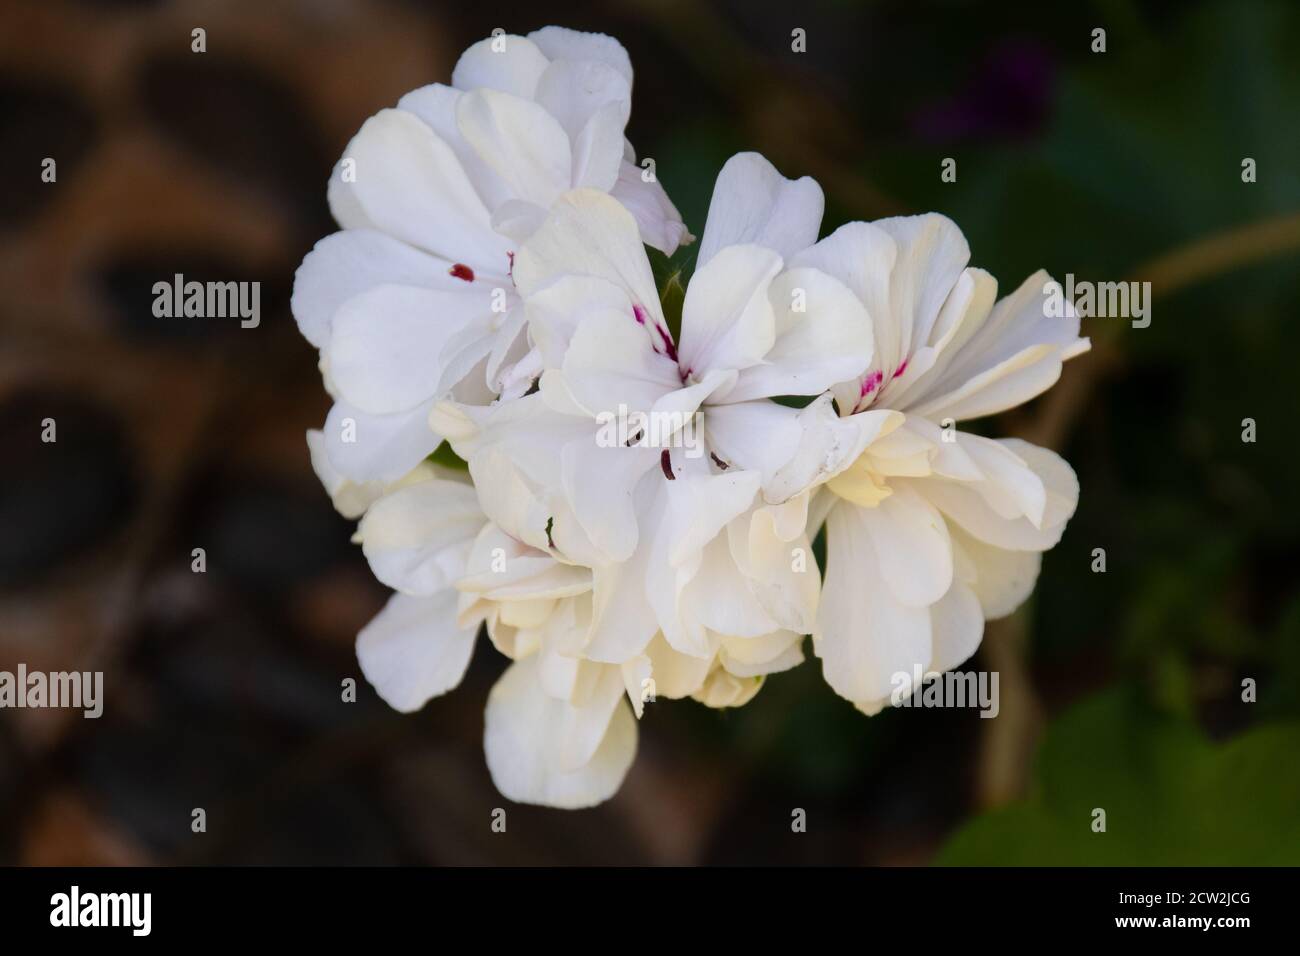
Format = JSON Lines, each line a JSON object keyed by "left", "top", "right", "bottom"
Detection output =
{"left": 851, "top": 369, "right": 886, "bottom": 413}
{"left": 893, "top": 359, "right": 908, "bottom": 379}
{"left": 632, "top": 304, "right": 648, "bottom": 325}
{"left": 656, "top": 325, "right": 679, "bottom": 363}
{"left": 859, "top": 369, "right": 884, "bottom": 396}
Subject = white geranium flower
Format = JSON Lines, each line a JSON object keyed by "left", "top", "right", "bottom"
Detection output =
{"left": 454, "top": 521, "right": 641, "bottom": 808}
{"left": 293, "top": 21, "right": 1093, "bottom": 809}
{"left": 433, "top": 153, "right": 865, "bottom": 669}
{"left": 791, "top": 215, "right": 1091, "bottom": 714}
{"left": 292, "top": 27, "right": 690, "bottom": 489}
{"left": 451, "top": 517, "right": 800, "bottom": 806}
{"left": 354, "top": 473, "right": 642, "bottom": 808}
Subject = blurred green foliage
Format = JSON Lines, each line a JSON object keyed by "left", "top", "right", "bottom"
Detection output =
{"left": 938, "top": 687, "right": 1300, "bottom": 864}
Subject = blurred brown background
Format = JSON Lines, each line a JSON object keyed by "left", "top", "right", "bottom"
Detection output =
{"left": 2, "top": 0, "right": 1297, "bottom": 865}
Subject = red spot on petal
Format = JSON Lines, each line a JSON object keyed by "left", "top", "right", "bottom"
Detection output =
{"left": 660, "top": 449, "right": 675, "bottom": 480}
{"left": 450, "top": 264, "right": 474, "bottom": 282}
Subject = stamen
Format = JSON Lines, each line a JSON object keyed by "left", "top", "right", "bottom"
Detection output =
{"left": 660, "top": 449, "right": 675, "bottom": 480}
{"left": 449, "top": 263, "right": 474, "bottom": 282}
{"left": 710, "top": 452, "right": 729, "bottom": 471}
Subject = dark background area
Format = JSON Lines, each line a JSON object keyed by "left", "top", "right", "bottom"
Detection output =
{"left": 1, "top": 0, "right": 1297, "bottom": 864}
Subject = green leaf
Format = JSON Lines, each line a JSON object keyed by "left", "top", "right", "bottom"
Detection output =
{"left": 937, "top": 687, "right": 1300, "bottom": 865}
{"left": 426, "top": 442, "right": 468, "bottom": 471}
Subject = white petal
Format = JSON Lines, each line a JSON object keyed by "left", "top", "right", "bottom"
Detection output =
{"left": 697, "top": 152, "right": 823, "bottom": 269}
{"left": 585, "top": 552, "right": 660, "bottom": 663}
{"left": 484, "top": 655, "right": 637, "bottom": 808}
{"left": 357, "top": 590, "right": 478, "bottom": 712}
{"left": 327, "top": 165, "right": 375, "bottom": 231}
{"left": 333, "top": 109, "right": 510, "bottom": 270}
{"left": 557, "top": 663, "right": 628, "bottom": 771}
{"left": 561, "top": 439, "right": 661, "bottom": 563}
{"left": 951, "top": 525, "right": 1042, "bottom": 620}
{"left": 719, "top": 630, "right": 805, "bottom": 675}
{"left": 584, "top": 481, "right": 663, "bottom": 661}
{"left": 452, "top": 35, "right": 549, "bottom": 98}
{"left": 557, "top": 308, "right": 681, "bottom": 416}
{"left": 815, "top": 501, "right": 932, "bottom": 706}
{"left": 524, "top": 274, "right": 634, "bottom": 368}
{"left": 691, "top": 666, "right": 765, "bottom": 708}
{"left": 609, "top": 157, "right": 692, "bottom": 255}
{"left": 911, "top": 344, "right": 1062, "bottom": 423}
{"left": 788, "top": 222, "right": 897, "bottom": 413}
{"left": 911, "top": 270, "right": 1089, "bottom": 421}
{"left": 535, "top": 60, "right": 630, "bottom": 189}
{"left": 885, "top": 267, "right": 994, "bottom": 410}
{"left": 526, "top": 26, "right": 633, "bottom": 87}
{"left": 642, "top": 634, "right": 712, "bottom": 698}
{"left": 704, "top": 399, "right": 804, "bottom": 489}
{"left": 677, "top": 244, "right": 782, "bottom": 379}
{"left": 913, "top": 440, "right": 1078, "bottom": 551}
{"left": 766, "top": 398, "right": 903, "bottom": 503}
{"left": 725, "top": 266, "right": 873, "bottom": 402}
{"left": 649, "top": 470, "right": 763, "bottom": 655}
{"left": 854, "top": 483, "right": 953, "bottom": 607}
{"left": 358, "top": 480, "right": 482, "bottom": 595}
{"left": 291, "top": 229, "right": 456, "bottom": 349}
{"left": 790, "top": 221, "right": 897, "bottom": 346}
{"left": 489, "top": 199, "right": 549, "bottom": 244}
{"left": 958, "top": 433, "right": 1048, "bottom": 525}
{"left": 871, "top": 213, "right": 971, "bottom": 372}
{"left": 306, "top": 428, "right": 384, "bottom": 519}
{"left": 456, "top": 524, "right": 591, "bottom": 605}
{"left": 899, "top": 416, "right": 983, "bottom": 481}
{"left": 514, "top": 190, "right": 664, "bottom": 334}
{"left": 327, "top": 284, "right": 493, "bottom": 415}
{"left": 323, "top": 398, "right": 441, "bottom": 485}
{"left": 397, "top": 83, "right": 514, "bottom": 211}
{"left": 928, "top": 581, "right": 984, "bottom": 675}
{"left": 570, "top": 101, "right": 629, "bottom": 192}
{"left": 727, "top": 504, "right": 819, "bottom": 633}
{"left": 456, "top": 89, "right": 573, "bottom": 208}
{"left": 681, "top": 532, "right": 782, "bottom": 639}
{"left": 1001, "top": 438, "right": 1080, "bottom": 531}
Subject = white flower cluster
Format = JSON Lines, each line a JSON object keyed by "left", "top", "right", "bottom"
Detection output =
{"left": 293, "top": 28, "right": 1089, "bottom": 808}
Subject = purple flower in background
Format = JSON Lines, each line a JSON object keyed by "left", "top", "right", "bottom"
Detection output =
{"left": 913, "top": 39, "right": 1055, "bottom": 143}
